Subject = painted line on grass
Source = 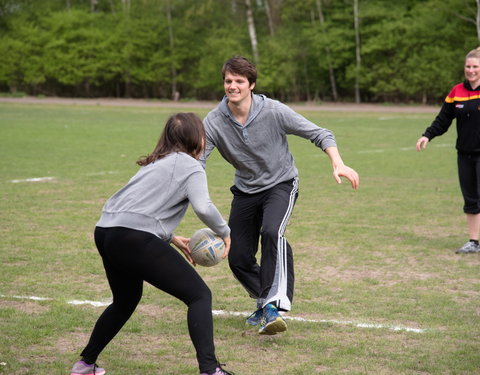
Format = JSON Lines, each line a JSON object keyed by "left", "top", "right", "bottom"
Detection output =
{"left": 1, "top": 294, "right": 426, "bottom": 333}
{"left": 357, "top": 143, "right": 452, "bottom": 154}
{"left": 10, "top": 176, "right": 56, "bottom": 183}
{"left": 84, "top": 171, "right": 120, "bottom": 176}
{"left": 8, "top": 171, "right": 121, "bottom": 183}
{"left": 211, "top": 310, "right": 425, "bottom": 333}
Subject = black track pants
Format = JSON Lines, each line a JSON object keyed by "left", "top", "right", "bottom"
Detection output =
{"left": 227, "top": 178, "right": 298, "bottom": 312}
{"left": 80, "top": 226, "right": 218, "bottom": 374}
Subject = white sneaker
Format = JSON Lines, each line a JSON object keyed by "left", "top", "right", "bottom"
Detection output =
{"left": 70, "top": 360, "right": 106, "bottom": 375}
{"left": 455, "top": 241, "right": 480, "bottom": 254}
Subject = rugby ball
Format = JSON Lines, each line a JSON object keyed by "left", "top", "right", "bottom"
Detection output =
{"left": 189, "top": 228, "right": 225, "bottom": 267}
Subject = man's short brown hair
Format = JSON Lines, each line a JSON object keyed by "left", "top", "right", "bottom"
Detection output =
{"left": 221, "top": 56, "right": 257, "bottom": 85}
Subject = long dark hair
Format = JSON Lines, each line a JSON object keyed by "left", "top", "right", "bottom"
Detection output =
{"left": 136, "top": 112, "right": 205, "bottom": 166}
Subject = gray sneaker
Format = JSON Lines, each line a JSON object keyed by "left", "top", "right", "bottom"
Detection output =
{"left": 455, "top": 241, "right": 480, "bottom": 254}
{"left": 70, "top": 360, "right": 106, "bottom": 375}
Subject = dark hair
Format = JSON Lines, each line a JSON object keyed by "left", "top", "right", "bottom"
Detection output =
{"left": 221, "top": 56, "right": 257, "bottom": 85}
{"left": 136, "top": 112, "right": 205, "bottom": 166}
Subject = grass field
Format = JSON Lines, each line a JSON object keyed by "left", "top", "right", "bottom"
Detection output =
{"left": 0, "top": 102, "right": 479, "bottom": 375}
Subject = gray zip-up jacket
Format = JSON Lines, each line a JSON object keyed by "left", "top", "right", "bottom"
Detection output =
{"left": 200, "top": 94, "right": 337, "bottom": 193}
{"left": 97, "top": 152, "right": 230, "bottom": 241}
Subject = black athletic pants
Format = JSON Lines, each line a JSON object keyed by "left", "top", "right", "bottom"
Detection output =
{"left": 227, "top": 178, "right": 298, "bottom": 312}
{"left": 458, "top": 153, "right": 480, "bottom": 214}
{"left": 80, "top": 226, "right": 219, "bottom": 374}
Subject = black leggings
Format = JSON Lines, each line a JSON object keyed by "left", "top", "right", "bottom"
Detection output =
{"left": 80, "top": 226, "right": 219, "bottom": 373}
{"left": 458, "top": 153, "right": 480, "bottom": 214}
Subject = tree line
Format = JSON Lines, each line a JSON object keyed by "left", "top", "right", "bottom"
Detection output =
{"left": 0, "top": 0, "right": 479, "bottom": 103}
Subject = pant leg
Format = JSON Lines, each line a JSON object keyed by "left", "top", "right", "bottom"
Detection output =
{"left": 80, "top": 227, "right": 143, "bottom": 363}
{"left": 136, "top": 232, "right": 218, "bottom": 373}
{"left": 259, "top": 178, "right": 298, "bottom": 312}
{"left": 228, "top": 179, "right": 298, "bottom": 312}
{"left": 80, "top": 227, "right": 219, "bottom": 374}
{"left": 458, "top": 153, "right": 480, "bottom": 214}
{"left": 227, "top": 186, "right": 263, "bottom": 300}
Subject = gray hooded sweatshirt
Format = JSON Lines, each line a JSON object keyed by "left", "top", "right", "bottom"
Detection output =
{"left": 201, "top": 94, "right": 337, "bottom": 194}
{"left": 96, "top": 152, "right": 230, "bottom": 241}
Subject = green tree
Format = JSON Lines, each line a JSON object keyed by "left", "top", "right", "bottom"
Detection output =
{"left": 0, "top": 0, "right": 479, "bottom": 102}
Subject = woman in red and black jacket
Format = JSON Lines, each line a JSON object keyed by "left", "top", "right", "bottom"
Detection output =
{"left": 416, "top": 47, "right": 480, "bottom": 254}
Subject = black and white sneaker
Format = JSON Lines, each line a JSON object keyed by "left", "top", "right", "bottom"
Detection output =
{"left": 455, "top": 241, "right": 480, "bottom": 254}
{"left": 200, "top": 364, "right": 235, "bottom": 375}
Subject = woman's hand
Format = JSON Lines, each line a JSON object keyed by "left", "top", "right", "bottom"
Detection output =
{"left": 222, "top": 236, "right": 231, "bottom": 259}
{"left": 171, "top": 235, "right": 196, "bottom": 266}
{"left": 416, "top": 136, "right": 429, "bottom": 151}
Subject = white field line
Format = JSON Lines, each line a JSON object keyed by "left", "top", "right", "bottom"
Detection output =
{"left": 8, "top": 171, "right": 120, "bottom": 183}
{"left": 84, "top": 171, "right": 120, "bottom": 176}
{"left": 357, "top": 143, "right": 452, "bottom": 154}
{"left": 68, "top": 299, "right": 111, "bottom": 307}
{"left": 1, "top": 294, "right": 426, "bottom": 333}
{"left": 7, "top": 141, "right": 453, "bottom": 182}
{"left": 212, "top": 310, "right": 425, "bottom": 333}
{"left": 10, "top": 176, "right": 56, "bottom": 183}
{"left": 378, "top": 116, "right": 429, "bottom": 120}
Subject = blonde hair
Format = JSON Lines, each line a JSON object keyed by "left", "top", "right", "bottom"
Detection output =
{"left": 466, "top": 47, "right": 480, "bottom": 60}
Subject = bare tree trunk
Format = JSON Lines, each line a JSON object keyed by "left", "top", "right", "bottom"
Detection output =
{"left": 245, "top": 0, "right": 259, "bottom": 64}
{"left": 303, "top": 57, "right": 311, "bottom": 101}
{"left": 122, "top": 0, "right": 131, "bottom": 15}
{"left": 264, "top": 0, "right": 274, "bottom": 36}
{"left": 90, "top": 0, "right": 97, "bottom": 12}
{"left": 477, "top": 0, "right": 480, "bottom": 41}
{"left": 125, "top": 74, "right": 132, "bottom": 98}
{"left": 108, "top": 0, "right": 116, "bottom": 14}
{"left": 121, "top": 0, "right": 131, "bottom": 98}
{"left": 264, "top": 0, "right": 283, "bottom": 36}
{"left": 85, "top": 80, "right": 91, "bottom": 97}
{"left": 422, "top": 92, "right": 427, "bottom": 105}
{"left": 316, "top": 0, "right": 338, "bottom": 101}
{"left": 166, "top": 0, "right": 178, "bottom": 100}
{"left": 452, "top": 1, "right": 480, "bottom": 42}
{"left": 353, "top": 0, "right": 361, "bottom": 103}
{"left": 66, "top": 0, "right": 71, "bottom": 10}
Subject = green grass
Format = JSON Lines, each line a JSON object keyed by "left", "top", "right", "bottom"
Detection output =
{"left": 1, "top": 103, "right": 479, "bottom": 374}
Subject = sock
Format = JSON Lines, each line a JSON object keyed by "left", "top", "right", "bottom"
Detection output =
{"left": 469, "top": 239, "right": 479, "bottom": 245}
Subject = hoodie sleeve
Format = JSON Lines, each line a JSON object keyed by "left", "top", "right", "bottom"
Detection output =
{"left": 199, "top": 115, "right": 217, "bottom": 169}
{"left": 422, "top": 92, "right": 456, "bottom": 141}
{"left": 276, "top": 101, "right": 337, "bottom": 151}
{"left": 185, "top": 169, "right": 230, "bottom": 238}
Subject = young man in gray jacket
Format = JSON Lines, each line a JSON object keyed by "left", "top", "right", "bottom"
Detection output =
{"left": 200, "top": 56, "right": 359, "bottom": 335}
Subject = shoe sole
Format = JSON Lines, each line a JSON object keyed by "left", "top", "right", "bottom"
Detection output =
{"left": 259, "top": 317, "right": 287, "bottom": 335}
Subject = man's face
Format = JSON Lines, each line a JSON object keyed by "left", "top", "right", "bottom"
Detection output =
{"left": 224, "top": 72, "right": 255, "bottom": 105}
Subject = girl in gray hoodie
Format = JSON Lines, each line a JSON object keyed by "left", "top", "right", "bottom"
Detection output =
{"left": 70, "top": 113, "right": 234, "bottom": 375}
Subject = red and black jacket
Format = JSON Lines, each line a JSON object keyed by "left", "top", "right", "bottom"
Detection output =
{"left": 423, "top": 80, "right": 480, "bottom": 154}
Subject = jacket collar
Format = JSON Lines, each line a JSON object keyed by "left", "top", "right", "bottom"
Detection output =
{"left": 464, "top": 80, "right": 480, "bottom": 91}
{"left": 219, "top": 93, "right": 266, "bottom": 127}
